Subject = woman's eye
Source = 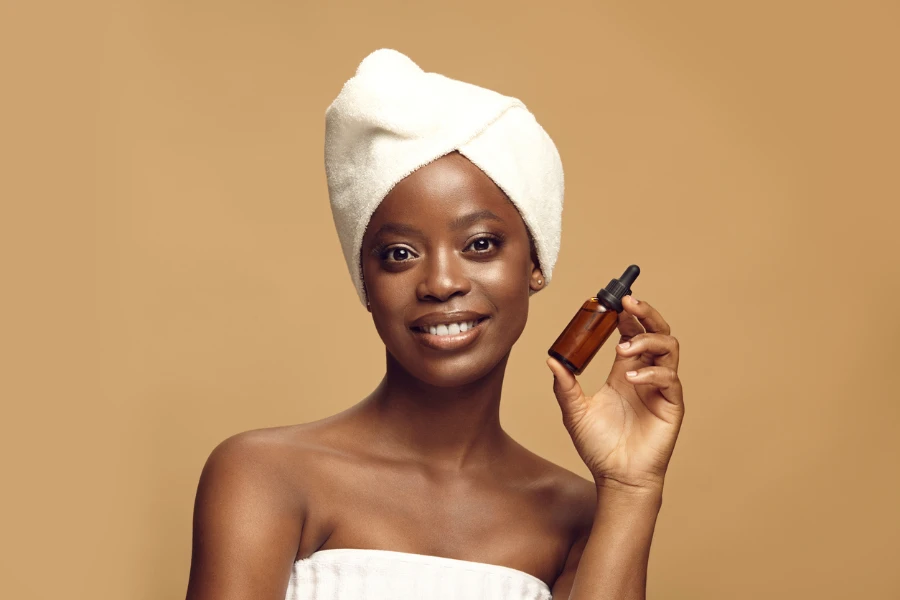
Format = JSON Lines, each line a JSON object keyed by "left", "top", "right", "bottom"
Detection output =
{"left": 467, "top": 236, "right": 500, "bottom": 253}
{"left": 379, "top": 236, "right": 501, "bottom": 262}
{"left": 383, "top": 247, "right": 415, "bottom": 262}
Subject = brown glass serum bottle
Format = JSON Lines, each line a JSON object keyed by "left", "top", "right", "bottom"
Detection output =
{"left": 548, "top": 265, "right": 641, "bottom": 375}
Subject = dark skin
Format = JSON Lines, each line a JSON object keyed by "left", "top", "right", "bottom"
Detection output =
{"left": 186, "top": 151, "right": 683, "bottom": 599}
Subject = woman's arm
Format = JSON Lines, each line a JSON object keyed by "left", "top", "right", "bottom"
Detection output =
{"left": 547, "top": 296, "right": 684, "bottom": 599}
{"left": 552, "top": 483, "right": 662, "bottom": 600}
{"left": 185, "top": 433, "right": 304, "bottom": 600}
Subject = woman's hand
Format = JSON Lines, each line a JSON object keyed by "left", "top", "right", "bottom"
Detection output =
{"left": 547, "top": 295, "right": 684, "bottom": 493}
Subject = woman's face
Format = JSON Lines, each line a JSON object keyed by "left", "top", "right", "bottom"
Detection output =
{"left": 361, "top": 152, "right": 544, "bottom": 387}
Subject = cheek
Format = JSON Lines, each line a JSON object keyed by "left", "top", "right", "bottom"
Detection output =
{"left": 474, "top": 262, "right": 531, "bottom": 336}
{"left": 365, "top": 279, "right": 415, "bottom": 341}
{"left": 367, "top": 278, "right": 414, "bottom": 321}
{"left": 369, "top": 305, "right": 411, "bottom": 357}
{"left": 475, "top": 254, "right": 532, "bottom": 298}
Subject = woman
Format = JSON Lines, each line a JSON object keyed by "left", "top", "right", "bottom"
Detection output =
{"left": 185, "top": 49, "right": 684, "bottom": 600}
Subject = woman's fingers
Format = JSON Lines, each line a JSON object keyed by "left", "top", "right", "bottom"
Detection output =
{"left": 620, "top": 296, "right": 671, "bottom": 336}
{"left": 615, "top": 332, "right": 680, "bottom": 370}
{"left": 624, "top": 366, "right": 684, "bottom": 410}
{"left": 547, "top": 357, "right": 588, "bottom": 421}
{"left": 616, "top": 306, "right": 646, "bottom": 341}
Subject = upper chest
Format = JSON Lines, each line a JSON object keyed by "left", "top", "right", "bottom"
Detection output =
{"left": 294, "top": 449, "right": 581, "bottom": 586}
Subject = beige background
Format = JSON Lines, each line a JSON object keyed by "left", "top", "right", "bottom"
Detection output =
{"left": 2, "top": 1, "right": 898, "bottom": 598}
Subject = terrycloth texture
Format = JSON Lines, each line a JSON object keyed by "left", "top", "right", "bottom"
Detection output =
{"left": 324, "top": 49, "right": 565, "bottom": 306}
{"left": 286, "top": 549, "right": 553, "bottom": 600}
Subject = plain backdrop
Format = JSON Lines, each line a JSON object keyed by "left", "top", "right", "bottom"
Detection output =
{"left": 1, "top": 1, "right": 898, "bottom": 599}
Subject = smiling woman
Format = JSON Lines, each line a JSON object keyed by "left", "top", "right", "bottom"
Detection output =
{"left": 362, "top": 152, "right": 542, "bottom": 385}
{"left": 185, "top": 49, "right": 684, "bottom": 600}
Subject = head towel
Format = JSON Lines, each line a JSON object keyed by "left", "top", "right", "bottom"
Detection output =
{"left": 324, "top": 48, "right": 564, "bottom": 306}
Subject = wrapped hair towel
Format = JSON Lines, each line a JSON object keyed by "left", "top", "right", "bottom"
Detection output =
{"left": 324, "top": 49, "right": 564, "bottom": 306}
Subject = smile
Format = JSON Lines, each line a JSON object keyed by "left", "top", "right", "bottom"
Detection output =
{"left": 410, "top": 317, "right": 489, "bottom": 351}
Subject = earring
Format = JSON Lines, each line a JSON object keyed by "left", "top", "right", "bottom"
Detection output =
{"left": 537, "top": 279, "right": 543, "bottom": 285}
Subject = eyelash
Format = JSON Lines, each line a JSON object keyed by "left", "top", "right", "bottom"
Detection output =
{"left": 373, "top": 234, "right": 506, "bottom": 263}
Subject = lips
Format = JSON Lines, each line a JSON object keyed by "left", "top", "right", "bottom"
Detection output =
{"left": 409, "top": 314, "right": 490, "bottom": 351}
{"left": 409, "top": 310, "right": 490, "bottom": 330}
{"left": 411, "top": 316, "right": 489, "bottom": 335}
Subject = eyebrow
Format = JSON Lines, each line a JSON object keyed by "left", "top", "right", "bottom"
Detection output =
{"left": 372, "top": 209, "right": 506, "bottom": 238}
{"left": 451, "top": 209, "right": 505, "bottom": 230}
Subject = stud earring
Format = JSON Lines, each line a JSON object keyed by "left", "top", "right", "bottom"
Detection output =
{"left": 537, "top": 279, "right": 543, "bottom": 285}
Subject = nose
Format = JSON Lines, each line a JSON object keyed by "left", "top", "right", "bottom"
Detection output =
{"left": 416, "top": 246, "right": 471, "bottom": 302}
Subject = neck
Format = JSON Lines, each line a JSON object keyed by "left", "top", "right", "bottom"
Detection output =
{"left": 357, "top": 350, "right": 513, "bottom": 472}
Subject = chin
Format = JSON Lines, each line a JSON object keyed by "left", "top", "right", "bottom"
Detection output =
{"left": 418, "top": 361, "right": 499, "bottom": 388}
{"left": 391, "top": 348, "right": 508, "bottom": 388}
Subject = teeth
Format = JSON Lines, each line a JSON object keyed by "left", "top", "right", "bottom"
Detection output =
{"left": 423, "top": 320, "right": 478, "bottom": 336}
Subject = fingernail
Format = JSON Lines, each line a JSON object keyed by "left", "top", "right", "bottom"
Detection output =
{"left": 630, "top": 296, "right": 639, "bottom": 304}
{"left": 618, "top": 341, "right": 631, "bottom": 349}
{"left": 626, "top": 370, "right": 638, "bottom": 377}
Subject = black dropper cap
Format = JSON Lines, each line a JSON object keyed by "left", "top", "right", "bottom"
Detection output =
{"left": 596, "top": 264, "right": 640, "bottom": 312}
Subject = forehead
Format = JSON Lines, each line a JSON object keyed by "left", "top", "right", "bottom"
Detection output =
{"left": 368, "top": 152, "right": 524, "bottom": 227}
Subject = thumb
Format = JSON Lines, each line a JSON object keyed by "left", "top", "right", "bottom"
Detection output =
{"left": 546, "top": 357, "right": 587, "bottom": 419}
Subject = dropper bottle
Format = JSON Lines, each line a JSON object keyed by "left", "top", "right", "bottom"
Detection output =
{"left": 548, "top": 265, "right": 641, "bottom": 375}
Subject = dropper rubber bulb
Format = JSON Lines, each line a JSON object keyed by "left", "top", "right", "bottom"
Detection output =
{"left": 597, "top": 264, "right": 641, "bottom": 312}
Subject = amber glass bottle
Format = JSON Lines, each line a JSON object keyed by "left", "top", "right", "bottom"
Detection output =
{"left": 548, "top": 265, "right": 640, "bottom": 375}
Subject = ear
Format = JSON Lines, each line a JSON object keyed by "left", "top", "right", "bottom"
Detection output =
{"left": 529, "top": 266, "right": 545, "bottom": 292}
{"left": 528, "top": 241, "right": 544, "bottom": 292}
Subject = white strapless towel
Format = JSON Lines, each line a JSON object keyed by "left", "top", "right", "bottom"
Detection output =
{"left": 286, "top": 548, "right": 553, "bottom": 599}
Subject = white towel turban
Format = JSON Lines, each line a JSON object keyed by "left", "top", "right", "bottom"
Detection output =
{"left": 324, "top": 49, "right": 565, "bottom": 306}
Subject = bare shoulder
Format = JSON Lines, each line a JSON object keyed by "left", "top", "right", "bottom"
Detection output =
{"left": 205, "top": 426, "right": 297, "bottom": 469}
{"left": 509, "top": 441, "right": 597, "bottom": 533}
{"left": 507, "top": 446, "right": 598, "bottom": 597}
{"left": 205, "top": 425, "right": 317, "bottom": 476}
{"left": 194, "top": 424, "right": 329, "bottom": 534}
{"left": 201, "top": 422, "right": 342, "bottom": 501}
{"left": 186, "top": 423, "right": 341, "bottom": 599}
{"left": 186, "top": 427, "right": 305, "bottom": 599}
